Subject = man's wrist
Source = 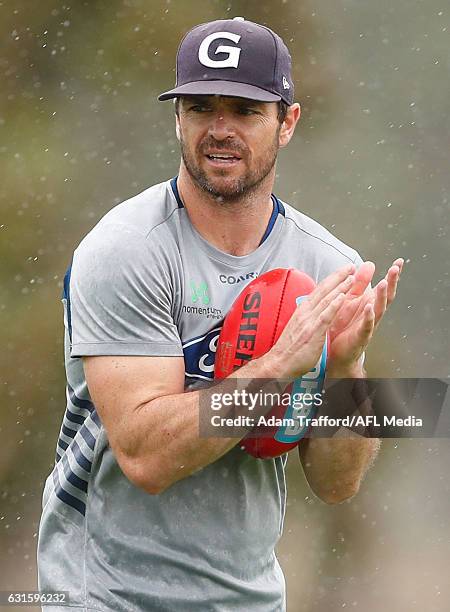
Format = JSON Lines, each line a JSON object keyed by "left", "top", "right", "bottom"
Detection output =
{"left": 326, "top": 358, "right": 366, "bottom": 380}
{"left": 253, "top": 350, "right": 288, "bottom": 380}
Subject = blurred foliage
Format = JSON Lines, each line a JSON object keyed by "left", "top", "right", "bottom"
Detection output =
{"left": 0, "top": 0, "right": 449, "bottom": 609}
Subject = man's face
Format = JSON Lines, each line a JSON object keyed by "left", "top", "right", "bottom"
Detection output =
{"left": 176, "top": 95, "right": 282, "bottom": 203}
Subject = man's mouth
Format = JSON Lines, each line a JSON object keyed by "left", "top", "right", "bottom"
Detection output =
{"left": 205, "top": 153, "right": 242, "bottom": 165}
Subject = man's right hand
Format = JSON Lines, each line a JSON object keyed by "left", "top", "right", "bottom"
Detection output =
{"left": 265, "top": 264, "right": 356, "bottom": 379}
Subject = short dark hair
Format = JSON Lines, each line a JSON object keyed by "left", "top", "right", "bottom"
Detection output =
{"left": 174, "top": 97, "right": 289, "bottom": 124}
{"left": 277, "top": 100, "right": 289, "bottom": 124}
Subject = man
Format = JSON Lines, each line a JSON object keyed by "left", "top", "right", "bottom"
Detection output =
{"left": 37, "top": 17, "right": 402, "bottom": 612}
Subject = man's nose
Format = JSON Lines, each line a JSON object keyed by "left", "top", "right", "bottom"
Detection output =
{"left": 207, "top": 111, "right": 236, "bottom": 140}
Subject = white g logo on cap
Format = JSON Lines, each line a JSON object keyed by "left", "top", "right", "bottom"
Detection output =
{"left": 198, "top": 32, "right": 242, "bottom": 69}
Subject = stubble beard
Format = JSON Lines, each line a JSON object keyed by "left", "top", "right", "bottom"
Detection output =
{"left": 179, "top": 129, "right": 280, "bottom": 204}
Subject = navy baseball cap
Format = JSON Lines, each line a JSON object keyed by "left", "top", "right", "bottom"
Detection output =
{"left": 158, "top": 17, "right": 294, "bottom": 105}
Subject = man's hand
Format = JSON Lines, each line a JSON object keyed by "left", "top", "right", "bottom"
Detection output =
{"left": 327, "top": 258, "right": 404, "bottom": 375}
{"left": 267, "top": 264, "right": 356, "bottom": 379}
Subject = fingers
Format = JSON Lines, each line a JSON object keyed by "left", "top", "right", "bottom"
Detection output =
{"left": 385, "top": 260, "right": 402, "bottom": 304}
{"left": 330, "top": 289, "right": 371, "bottom": 336}
{"left": 358, "top": 302, "right": 375, "bottom": 344}
{"left": 351, "top": 258, "right": 403, "bottom": 301}
{"left": 373, "top": 279, "right": 388, "bottom": 325}
{"left": 288, "top": 275, "right": 352, "bottom": 336}
{"left": 314, "top": 292, "right": 347, "bottom": 334}
{"left": 311, "top": 274, "right": 355, "bottom": 316}
{"left": 349, "top": 261, "right": 375, "bottom": 297}
{"left": 370, "top": 256, "right": 403, "bottom": 324}
{"left": 392, "top": 257, "right": 404, "bottom": 273}
{"left": 308, "top": 264, "right": 355, "bottom": 308}
{"left": 296, "top": 257, "right": 402, "bottom": 339}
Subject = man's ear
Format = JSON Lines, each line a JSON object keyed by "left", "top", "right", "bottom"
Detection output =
{"left": 175, "top": 121, "right": 181, "bottom": 141}
{"left": 278, "top": 103, "right": 301, "bottom": 148}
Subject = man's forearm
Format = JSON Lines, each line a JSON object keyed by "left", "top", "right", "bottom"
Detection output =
{"left": 298, "top": 362, "right": 381, "bottom": 504}
{"left": 299, "top": 433, "right": 381, "bottom": 504}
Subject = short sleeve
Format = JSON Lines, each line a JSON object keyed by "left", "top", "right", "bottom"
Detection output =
{"left": 66, "top": 223, "right": 183, "bottom": 358}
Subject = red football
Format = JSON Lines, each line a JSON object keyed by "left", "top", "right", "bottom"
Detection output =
{"left": 214, "top": 268, "right": 328, "bottom": 459}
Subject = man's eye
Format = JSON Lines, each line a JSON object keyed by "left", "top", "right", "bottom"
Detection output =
{"left": 238, "top": 108, "right": 257, "bottom": 115}
{"left": 190, "top": 105, "right": 210, "bottom": 112}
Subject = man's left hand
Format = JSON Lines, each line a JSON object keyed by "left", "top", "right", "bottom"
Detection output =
{"left": 326, "top": 258, "right": 404, "bottom": 376}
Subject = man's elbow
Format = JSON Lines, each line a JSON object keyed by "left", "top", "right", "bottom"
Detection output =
{"left": 120, "top": 455, "right": 172, "bottom": 496}
{"left": 314, "top": 482, "right": 360, "bottom": 505}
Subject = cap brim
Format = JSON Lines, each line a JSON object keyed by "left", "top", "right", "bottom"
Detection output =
{"left": 158, "top": 80, "right": 281, "bottom": 102}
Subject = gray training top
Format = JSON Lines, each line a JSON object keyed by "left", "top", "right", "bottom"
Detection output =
{"left": 37, "top": 178, "right": 362, "bottom": 612}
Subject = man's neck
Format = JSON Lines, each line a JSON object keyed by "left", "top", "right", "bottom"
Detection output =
{"left": 176, "top": 166, "right": 276, "bottom": 257}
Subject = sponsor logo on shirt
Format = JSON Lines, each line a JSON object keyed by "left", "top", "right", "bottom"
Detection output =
{"left": 218, "top": 272, "right": 258, "bottom": 284}
{"left": 182, "top": 304, "right": 223, "bottom": 320}
{"left": 190, "top": 280, "right": 210, "bottom": 305}
{"left": 183, "top": 327, "right": 222, "bottom": 382}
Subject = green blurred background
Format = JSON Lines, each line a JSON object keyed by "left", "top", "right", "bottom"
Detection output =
{"left": 1, "top": 0, "right": 449, "bottom": 610}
